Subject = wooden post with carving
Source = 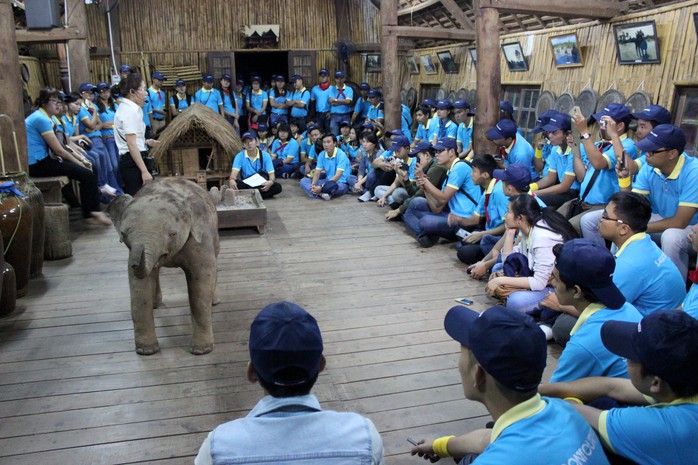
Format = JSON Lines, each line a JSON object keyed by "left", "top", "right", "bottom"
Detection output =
{"left": 473, "top": 0, "right": 499, "bottom": 155}
{"left": 381, "top": 0, "right": 400, "bottom": 132}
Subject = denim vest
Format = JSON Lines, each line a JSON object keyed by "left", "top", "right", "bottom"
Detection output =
{"left": 209, "top": 395, "right": 382, "bottom": 465}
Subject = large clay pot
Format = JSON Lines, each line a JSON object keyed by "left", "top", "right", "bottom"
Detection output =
{"left": 0, "top": 181, "right": 34, "bottom": 298}
{"left": 0, "top": 261, "right": 16, "bottom": 316}
{"left": 0, "top": 173, "right": 44, "bottom": 278}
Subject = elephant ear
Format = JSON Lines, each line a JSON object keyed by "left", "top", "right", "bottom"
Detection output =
{"left": 189, "top": 207, "right": 205, "bottom": 243}
{"left": 106, "top": 195, "right": 133, "bottom": 241}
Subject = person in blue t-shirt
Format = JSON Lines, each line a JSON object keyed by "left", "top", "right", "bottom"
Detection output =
{"left": 147, "top": 71, "right": 167, "bottom": 134}
{"left": 452, "top": 99, "right": 473, "bottom": 160}
{"left": 219, "top": 74, "right": 239, "bottom": 127}
{"left": 286, "top": 75, "right": 310, "bottom": 133}
{"left": 233, "top": 79, "right": 247, "bottom": 133}
{"left": 486, "top": 118, "right": 536, "bottom": 181}
{"left": 269, "top": 123, "right": 300, "bottom": 178}
{"left": 310, "top": 69, "right": 332, "bottom": 133}
{"left": 549, "top": 240, "right": 642, "bottom": 383}
{"left": 268, "top": 75, "right": 289, "bottom": 127}
{"left": 194, "top": 74, "right": 224, "bottom": 115}
{"left": 540, "top": 310, "right": 698, "bottom": 465}
{"left": 169, "top": 79, "right": 192, "bottom": 119}
{"left": 229, "top": 132, "right": 281, "bottom": 199}
{"left": 364, "top": 89, "right": 384, "bottom": 127}
{"left": 431, "top": 100, "right": 457, "bottom": 144}
{"left": 411, "top": 305, "right": 610, "bottom": 465}
{"left": 245, "top": 76, "right": 268, "bottom": 133}
{"left": 300, "top": 133, "right": 354, "bottom": 200}
{"left": 351, "top": 82, "right": 371, "bottom": 127}
{"left": 328, "top": 70, "right": 353, "bottom": 136}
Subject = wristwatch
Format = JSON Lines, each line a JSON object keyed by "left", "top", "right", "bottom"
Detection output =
{"left": 581, "top": 132, "right": 591, "bottom": 140}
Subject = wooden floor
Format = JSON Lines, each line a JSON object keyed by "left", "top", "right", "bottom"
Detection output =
{"left": 0, "top": 179, "right": 560, "bottom": 464}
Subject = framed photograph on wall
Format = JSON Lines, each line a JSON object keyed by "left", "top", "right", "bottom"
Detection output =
{"left": 468, "top": 47, "right": 477, "bottom": 65}
{"left": 613, "top": 21, "right": 660, "bottom": 65}
{"left": 365, "top": 54, "right": 381, "bottom": 73}
{"left": 421, "top": 55, "right": 437, "bottom": 74}
{"left": 549, "top": 32, "right": 584, "bottom": 68}
{"left": 501, "top": 41, "right": 528, "bottom": 72}
{"left": 406, "top": 56, "right": 419, "bottom": 75}
{"left": 437, "top": 51, "right": 458, "bottom": 74}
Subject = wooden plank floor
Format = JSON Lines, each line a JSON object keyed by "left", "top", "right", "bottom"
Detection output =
{"left": 0, "top": 179, "right": 560, "bottom": 464}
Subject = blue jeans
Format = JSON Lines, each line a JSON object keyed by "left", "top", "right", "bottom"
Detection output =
{"left": 402, "top": 197, "right": 455, "bottom": 239}
{"left": 330, "top": 113, "right": 351, "bottom": 136}
{"left": 269, "top": 113, "right": 288, "bottom": 127}
{"left": 87, "top": 137, "right": 120, "bottom": 191}
{"left": 300, "top": 178, "right": 350, "bottom": 199}
{"left": 102, "top": 137, "right": 124, "bottom": 192}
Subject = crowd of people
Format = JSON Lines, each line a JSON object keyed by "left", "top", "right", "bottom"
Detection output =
{"left": 24, "top": 66, "right": 698, "bottom": 464}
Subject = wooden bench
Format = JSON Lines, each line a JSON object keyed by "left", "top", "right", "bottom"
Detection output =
{"left": 30, "top": 176, "right": 69, "bottom": 204}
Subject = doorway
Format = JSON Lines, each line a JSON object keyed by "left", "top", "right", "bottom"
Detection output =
{"left": 235, "top": 51, "right": 289, "bottom": 90}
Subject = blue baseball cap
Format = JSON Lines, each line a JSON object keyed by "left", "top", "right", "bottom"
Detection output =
{"left": 251, "top": 75, "right": 262, "bottom": 83}
{"left": 360, "top": 122, "right": 375, "bottom": 130}
{"left": 202, "top": 74, "right": 214, "bottom": 82}
{"left": 290, "top": 74, "right": 302, "bottom": 82}
{"left": 492, "top": 163, "right": 532, "bottom": 191}
{"left": 258, "top": 122, "right": 269, "bottom": 132}
{"left": 388, "top": 135, "right": 411, "bottom": 152}
{"left": 453, "top": 99, "right": 470, "bottom": 109}
{"left": 275, "top": 75, "right": 286, "bottom": 81}
{"left": 318, "top": 68, "right": 329, "bottom": 76}
{"left": 388, "top": 129, "right": 404, "bottom": 137}
{"left": 367, "top": 90, "right": 381, "bottom": 99}
{"left": 636, "top": 124, "right": 686, "bottom": 154}
{"left": 444, "top": 305, "right": 547, "bottom": 391}
{"left": 541, "top": 112, "right": 572, "bottom": 132}
{"left": 119, "top": 64, "right": 132, "bottom": 73}
{"left": 241, "top": 132, "right": 256, "bottom": 141}
{"left": 339, "top": 120, "right": 351, "bottom": 128}
{"left": 433, "top": 138, "right": 457, "bottom": 151}
{"left": 486, "top": 119, "right": 518, "bottom": 140}
{"left": 436, "top": 99, "right": 453, "bottom": 110}
{"left": 249, "top": 301, "right": 324, "bottom": 387}
{"left": 359, "top": 82, "right": 370, "bottom": 90}
{"left": 221, "top": 73, "right": 232, "bottom": 81}
{"left": 78, "top": 82, "right": 97, "bottom": 93}
{"left": 531, "top": 109, "right": 560, "bottom": 134}
{"left": 175, "top": 79, "right": 186, "bottom": 87}
{"left": 556, "top": 239, "right": 626, "bottom": 309}
{"left": 409, "top": 140, "right": 433, "bottom": 157}
{"left": 631, "top": 105, "right": 672, "bottom": 125}
{"left": 236, "top": 78, "right": 244, "bottom": 85}
{"left": 500, "top": 100, "right": 514, "bottom": 115}
{"left": 334, "top": 70, "right": 346, "bottom": 78}
{"left": 601, "top": 310, "right": 698, "bottom": 387}
{"left": 96, "top": 82, "right": 110, "bottom": 92}
{"left": 592, "top": 102, "right": 631, "bottom": 122}
{"left": 152, "top": 72, "right": 166, "bottom": 81}
{"left": 421, "top": 98, "right": 437, "bottom": 107}
{"left": 306, "top": 124, "right": 320, "bottom": 133}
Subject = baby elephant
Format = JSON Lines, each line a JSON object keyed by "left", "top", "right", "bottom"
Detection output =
{"left": 108, "top": 177, "right": 220, "bottom": 355}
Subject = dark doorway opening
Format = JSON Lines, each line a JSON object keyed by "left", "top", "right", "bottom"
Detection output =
{"left": 235, "top": 51, "right": 289, "bottom": 89}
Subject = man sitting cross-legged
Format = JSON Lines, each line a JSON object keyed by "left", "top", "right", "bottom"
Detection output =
{"left": 300, "top": 132, "right": 354, "bottom": 200}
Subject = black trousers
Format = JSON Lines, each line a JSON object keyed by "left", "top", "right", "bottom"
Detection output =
{"left": 29, "top": 156, "right": 101, "bottom": 217}
{"left": 234, "top": 180, "right": 282, "bottom": 199}
{"left": 119, "top": 153, "right": 146, "bottom": 196}
{"left": 538, "top": 189, "right": 579, "bottom": 210}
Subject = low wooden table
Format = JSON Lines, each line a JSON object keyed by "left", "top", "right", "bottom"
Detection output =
{"left": 30, "top": 176, "right": 69, "bottom": 204}
{"left": 215, "top": 189, "right": 267, "bottom": 234}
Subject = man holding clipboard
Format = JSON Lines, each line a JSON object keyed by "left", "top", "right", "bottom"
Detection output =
{"left": 229, "top": 132, "right": 282, "bottom": 199}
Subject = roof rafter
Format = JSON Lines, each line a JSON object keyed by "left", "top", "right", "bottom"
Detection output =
{"left": 478, "top": 0, "right": 628, "bottom": 19}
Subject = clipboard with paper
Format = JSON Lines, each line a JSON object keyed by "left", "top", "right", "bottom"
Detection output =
{"left": 242, "top": 173, "right": 268, "bottom": 188}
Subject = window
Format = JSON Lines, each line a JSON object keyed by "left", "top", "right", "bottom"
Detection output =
{"left": 673, "top": 87, "right": 698, "bottom": 157}
{"left": 503, "top": 86, "right": 541, "bottom": 143}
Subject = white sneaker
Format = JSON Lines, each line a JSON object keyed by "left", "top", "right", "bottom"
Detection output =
{"left": 320, "top": 193, "right": 331, "bottom": 201}
{"left": 539, "top": 324, "right": 554, "bottom": 341}
{"left": 358, "top": 191, "right": 371, "bottom": 202}
{"left": 369, "top": 195, "right": 378, "bottom": 201}
{"left": 100, "top": 184, "right": 118, "bottom": 197}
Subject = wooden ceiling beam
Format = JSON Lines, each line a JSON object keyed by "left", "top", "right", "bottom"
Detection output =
{"left": 398, "top": 0, "right": 442, "bottom": 16}
{"left": 479, "top": 0, "right": 627, "bottom": 19}
{"left": 385, "top": 25, "right": 476, "bottom": 40}
{"left": 440, "top": 0, "right": 474, "bottom": 29}
{"left": 14, "top": 26, "right": 85, "bottom": 43}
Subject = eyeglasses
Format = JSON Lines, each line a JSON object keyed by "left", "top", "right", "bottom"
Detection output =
{"left": 646, "top": 148, "right": 673, "bottom": 157}
{"left": 600, "top": 213, "right": 625, "bottom": 224}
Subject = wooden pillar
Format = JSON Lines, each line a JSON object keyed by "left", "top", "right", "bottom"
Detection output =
{"left": 473, "top": 0, "right": 499, "bottom": 155}
{"left": 0, "top": 0, "right": 28, "bottom": 172}
{"left": 381, "top": 0, "right": 400, "bottom": 131}
{"left": 66, "top": 0, "right": 90, "bottom": 90}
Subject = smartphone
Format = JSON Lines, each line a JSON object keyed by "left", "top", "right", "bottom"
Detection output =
{"left": 407, "top": 438, "right": 438, "bottom": 461}
{"left": 619, "top": 150, "right": 626, "bottom": 170}
{"left": 454, "top": 297, "right": 474, "bottom": 306}
{"left": 455, "top": 228, "right": 471, "bottom": 239}
{"left": 400, "top": 162, "right": 409, "bottom": 171}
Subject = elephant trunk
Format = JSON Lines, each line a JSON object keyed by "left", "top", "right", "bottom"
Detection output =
{"left": 129, "top": 242, "right": 157, "bottom": 279}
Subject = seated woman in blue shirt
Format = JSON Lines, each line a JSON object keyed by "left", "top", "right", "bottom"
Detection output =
{"left": 270, "top": 123, "right": 299, "bottom": 178}
{"left": 26, "top": 88, "right": 111, "bottom": 225}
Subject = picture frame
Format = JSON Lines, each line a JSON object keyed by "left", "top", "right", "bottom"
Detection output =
{"left": 406, "top": 56, "right": 419, "bottom": 75}
{"left": 549, "top": 32, "right": 584, "bottom": 68}
{"left": 437, "top": 50, "right": 458, "bottom": 74}
{"left": 613, "top": 21, "right": 660, "bottom": 65}
{"left": 421, "top": 55, "right": 437, "bottom": 74}
{"left": 365, "top": 54, "right": 381, "bottom": 73}
{"left": 501, "top": 41, "right": 528, "bottom": 72}
{"left": 468, "top": 47, "right": 477, "bottom": 65}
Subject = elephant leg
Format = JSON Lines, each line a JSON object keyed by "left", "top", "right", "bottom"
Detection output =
{"left": 128, "top": 267, "right": 160, "bottom": 355}
{"left": 183, "top": 261, "right": 215, "bottom": 355}
{"left": 153, "top": 267, "right": 163, "bottom": 309}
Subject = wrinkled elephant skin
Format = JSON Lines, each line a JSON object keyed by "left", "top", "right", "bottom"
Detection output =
{"left": 107, "top": 178, "right": 220, "bottom": 355}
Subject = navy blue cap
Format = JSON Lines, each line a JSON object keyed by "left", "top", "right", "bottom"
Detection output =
{"left": 290, "top": 74, "right": 302, "bottom": 82}
{"left": 592, "top": 102, "right": 631, "bottom": 122}
{"left": 221, "top": 73, "right": 232, "bottom": 81}
{"left": 453, "top": 99, "right": 470, "bottom": 109}
{"left": 96, "top": 82, "right": 110, "bottom": 92}
{"left": 119, "top": 64, "right": 132, "bottom": 73}
{"left": 78, "top": 82, "right": 96, "bottom": 93}
{"left": 436, "top": 99, "right": 453, "bottom": 110}
{"left": 251, "top": 75, "right": 262, "bottom": 83}
{"left": 58, "top": 91, "right": 67, "bottom": 102}
{"left": 422, "top": 99, "right": 437, "bottom": 107}
{"left": 636, "top": 124, "right": 686, "bottom": 154}
{"left": 307, "top": 124, "right": 320, "bottom": 133}
{"left": 632, "top": 105, "right": 672, "bottom": 125}
{"left": 388, "top": 129, "right": 404, "bottom": 137}
{"left": 241, "top": 132, "right": 256, "bottom": 141}
{"left": 500, "top": 100, "right": 514, "bottom": 115}
{"left": 258, "top": 122, "right": 269, "bottom": 132}
{"left": 360, "top": 122, "right": 375, "bottom": 130}
{"left": 541, "top": 113, "right": 572, "bottom": 132}
{"left": 249, "top": 301, "right": 324, "bottom": 387}
{"left": 275, "top": 75, "right": 286, "bottom": 81}
{"left": 236, "top": 78, "right": 244, "bottom": 85}
{"left": 601, "top": 310, "right": 698, "bottom": 387}
{"left": 409, "top": 140, "right": 433, "bottom": 157}
{"left": 334, "top": 70, "right": 346, "bottom": 78}
{"left": 444, "top": 305, "right": 547, "bottom": 391}
{"left": 486, "top": 119, "right": 518, "bottom": 140}
{"left": 359, "top": 82, "right": 370, "bottom": 90}
{"left": 318, "top": 68, "right": 329, "bottom": 76}
{"left": 202, "top": 74, "right": 214, "bottom": 82}
{"left": 531, "top": 109, "right": 560, "bottom": 134}
{"left": 152, "top": 72, "right": 166, "bottom": 81}
{"left": 367, "top": 90, "right": 381, "bottom": 99}
{"left": 556, "top": 239, "right": 626, "bottom": 309}
{"left": 175, "top": 79, "right": 186, "bottom": 87}
{"left": 388, "top": 135, "right": 410, "bottom": 152}
{"left": 492, "top": 163, "right": 532, "bottom": 191}
{"left": 433, "top": 138, "right": 457, "bottom": 151}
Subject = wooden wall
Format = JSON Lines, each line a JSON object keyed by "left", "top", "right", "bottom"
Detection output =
{"left": 404, "top": 0, "right": 698, "bottom": 110}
